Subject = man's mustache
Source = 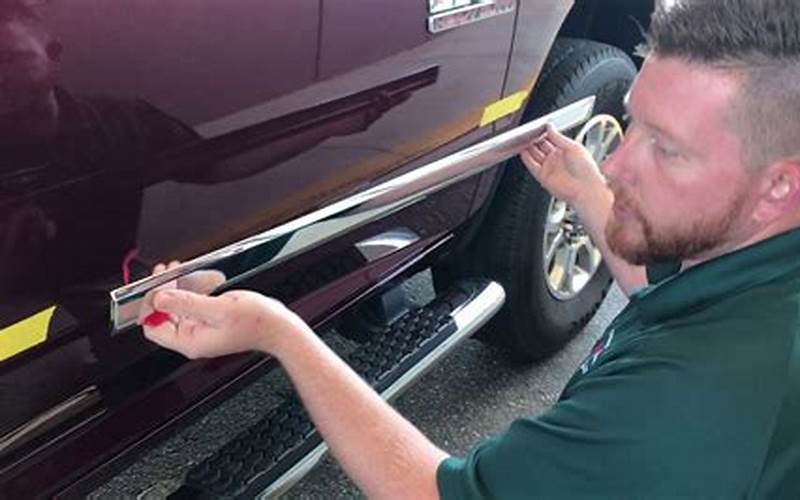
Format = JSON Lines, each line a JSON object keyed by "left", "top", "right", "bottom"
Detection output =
{"left": 608, "top": 182, "right": 637, "bottom": 213}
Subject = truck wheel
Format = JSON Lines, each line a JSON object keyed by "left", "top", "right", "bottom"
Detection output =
{"left": 476, "top": 38, "right": 636, "bottom": 361}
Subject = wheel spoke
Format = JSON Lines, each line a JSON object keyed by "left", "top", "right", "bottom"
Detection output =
{"left": 562, "top": 244, "right": 579, "bottom": 294}
{"left": 549, "top": 249, "right": 568, "bottom": 293}
{"left": 545, "top": 230, "right": 565, "bottom": 270}
{"left": 569, "top": 264, "right": 592, "bottom": 292}
{"left": 546, "top": 199, "right": 567, "bottom": 233}
{"left": 601, "top": 130, "right": 619, "bottom": 156}
{"left": 545, "top": 217, "right": 562, "bottom": 235}
{"left": 577, "top": 237, "right": 602, "bottom": 273}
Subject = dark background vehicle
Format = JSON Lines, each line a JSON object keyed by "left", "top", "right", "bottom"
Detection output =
{"left": 0, "top": 1, "right": 650, "bottom": 497}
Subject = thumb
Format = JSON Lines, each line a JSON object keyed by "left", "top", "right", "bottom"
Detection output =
{"left": 153, "top": 289, "right": 225, "bottom": 323}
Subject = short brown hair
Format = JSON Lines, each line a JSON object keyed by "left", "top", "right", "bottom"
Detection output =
{"left": 642, "top": 0, "right": 800, "bottom": 168}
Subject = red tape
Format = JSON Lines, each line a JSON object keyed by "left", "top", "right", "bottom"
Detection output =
{"left": 144, "top": 311, "right": 170, "bottom": 327}
{"left": 122, "top": 248, "right": 139, "bottom": 285}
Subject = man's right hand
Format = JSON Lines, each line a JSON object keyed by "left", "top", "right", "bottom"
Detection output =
{"left": 520, "top": 125, "right": 606, "bottom": 207}
{"left": 139, "top": 287, "right": 313, "bottom": 360}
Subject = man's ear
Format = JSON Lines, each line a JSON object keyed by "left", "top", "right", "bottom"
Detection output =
{"left": 752, "top": 160, "right": 800, "bottom": 223}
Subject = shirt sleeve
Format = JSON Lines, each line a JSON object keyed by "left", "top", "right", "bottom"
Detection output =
{"left": 435, "top": 347, "right": 742, "bottom": 499}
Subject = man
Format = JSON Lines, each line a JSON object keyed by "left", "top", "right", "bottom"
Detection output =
{"left": 140, "top": 0, "right": 800, "bottom": 497}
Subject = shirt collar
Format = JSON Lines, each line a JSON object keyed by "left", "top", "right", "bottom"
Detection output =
{"left": 646, "top": 260, "right": 682, "bottom": 285}
{"left": 632, "top": 227, "right": 800, "bottom": 325}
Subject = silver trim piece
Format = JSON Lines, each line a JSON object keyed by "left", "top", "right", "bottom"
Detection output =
{"left": 0, "top": 386, "right": 101, "bottom": 456}
{"left": 428, "top": 0, "right": 515, "bottom": 34}
{"left": 258, "top": 280, "right": 506, "bottom": 499}
{"left": 355, "top": 228, "right": 420, "bottom": 262}
{"left": 111, "top": 97, "right": 594, "bottom": 331}
{"left": 429, "top": 0, "right": 476, "bottom": 14}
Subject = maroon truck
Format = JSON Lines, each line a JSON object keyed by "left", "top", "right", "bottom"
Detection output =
{"left": 0, "top": 1, "right": 651, "bottom": 497}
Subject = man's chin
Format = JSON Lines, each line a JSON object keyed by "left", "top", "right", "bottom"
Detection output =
{"left": 606, "top": 223, "right": 653, "bottom": 266}
{"left": 608, "top": 241, "right": 652, "bottom": 266}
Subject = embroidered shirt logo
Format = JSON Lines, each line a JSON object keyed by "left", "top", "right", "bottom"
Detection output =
{"left": 579, "top": 328, "right": 615, "bottom": 374}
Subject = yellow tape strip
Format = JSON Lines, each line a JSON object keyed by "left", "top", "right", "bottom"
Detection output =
{"left": 0, "top": 306, "right": 55, "bottom": 361}
{"left": 479, "top": 90, "right": 529, "bottom": 127}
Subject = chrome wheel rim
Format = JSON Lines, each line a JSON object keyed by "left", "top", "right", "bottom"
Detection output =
{"left": 542, "top": 114, "right": 623, "bottom": 301}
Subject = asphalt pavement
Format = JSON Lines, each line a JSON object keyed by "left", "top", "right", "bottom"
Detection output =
{"left": 91, "top": 276, "right": 628, "bottom": 499}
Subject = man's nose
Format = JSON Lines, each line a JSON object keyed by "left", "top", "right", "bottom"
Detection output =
{"left": 600, "top": 144, "right": 623, "bottom": 180}
{"left": 600, "top": 134, "right": 634, "bottom": 184}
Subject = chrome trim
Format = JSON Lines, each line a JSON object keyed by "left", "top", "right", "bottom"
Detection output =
{"left": 257, "top": 280, "right": 506, "bottom": 499}
{"left": 0, "top": 386, "right": 101, "bottom": 456}
{"left": 355, "top": 228, "right": 420, "bottom": 262}
{"left": 428, "top": 0, "right": 515, "bottom": 34}
{"left": 429, "top": 0, "right": 474, "bottom": 14}
{"left": 256, "top": 444, "right": 327, "bottom": 500}
{"left": 111, "top": 97, "right": 594, "bottom": 331}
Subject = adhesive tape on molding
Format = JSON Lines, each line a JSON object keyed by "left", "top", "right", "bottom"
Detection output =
{"left": 480, "top": 90, "right": 529, "bottom": 127}
{"left": 0, "top": 306, "right": 56, "bottom": 361}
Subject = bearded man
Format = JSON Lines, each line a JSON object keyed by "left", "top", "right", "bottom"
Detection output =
{"left": 140, "top": 0, "right": 800, "bottom": 497}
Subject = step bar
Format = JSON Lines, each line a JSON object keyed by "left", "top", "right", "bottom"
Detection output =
{"left": 171, "top": 279, "right": 505, "bottom": 499}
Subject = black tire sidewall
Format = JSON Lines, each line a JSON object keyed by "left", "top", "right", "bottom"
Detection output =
{"left": 479, "top": 38, "right": 636, "bottom": 360}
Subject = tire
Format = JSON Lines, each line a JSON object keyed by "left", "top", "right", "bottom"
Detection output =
{"left": 474, "top": 38, "right": 637, "bottom": 361}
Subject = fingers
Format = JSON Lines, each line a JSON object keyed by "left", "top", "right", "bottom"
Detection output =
{"left": 142, "top": 262, "right": 226, "bottom": 330}
{"left": 177, "top": 269, "right": 227, "bottom": 296}
{"left": 522, "top": 134, "right": 558, "bottom": 170}
{"left": 153, "top": 289, "right": 227, "bottom": 324}
{"left": 142, "top": 319, "right": 185, "bottom": 353}
{"left": 545, "top": 125, "right": 580, "bottom": 150}
{"left": 142, "top": 316, "right": 209, "bottom": 359}
{"left": 153, "top": 260, "right": 181, "bottom": 275}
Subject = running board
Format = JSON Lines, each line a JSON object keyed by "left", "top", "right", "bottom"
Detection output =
{"left": 170, "top": 279, "right": 505, "bottom": 499}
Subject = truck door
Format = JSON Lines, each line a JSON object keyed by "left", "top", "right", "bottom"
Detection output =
{"left": 0, "top": 0, "right": 321, "bottom": 468}
{"left": 0, "top": 0, "right": 518, "bottom": 491}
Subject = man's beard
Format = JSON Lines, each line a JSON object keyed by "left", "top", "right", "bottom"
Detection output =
{"left": 605, "top": 186, "right": 747, "bottom": 266}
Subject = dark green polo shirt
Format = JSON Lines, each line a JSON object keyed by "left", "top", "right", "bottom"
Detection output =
{"left": 438, "top": 228, "right": 800, "bottom": 499}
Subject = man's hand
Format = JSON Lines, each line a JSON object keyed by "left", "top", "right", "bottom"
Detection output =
{"left": 520, "top": 125, "right": 606, "bottom": 208}
{"left": 139, "top": 287, "right": 311, "bottom": 359}
{"left": 138, "top": 261, "right": 308, "bottom": 359}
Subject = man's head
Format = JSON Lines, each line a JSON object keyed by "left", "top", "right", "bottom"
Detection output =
{"left": 602, "top": 0, "right": 800, "bottom": 266}
{"left": 0, "top": 0, "right": 60, "bottom": 138}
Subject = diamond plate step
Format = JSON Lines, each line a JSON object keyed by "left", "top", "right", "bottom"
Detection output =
{"left": 170, "top": 279, "right": 505, "bottom": 499}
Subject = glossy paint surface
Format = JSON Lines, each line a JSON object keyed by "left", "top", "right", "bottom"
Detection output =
{"left": 0, "top": 0, "right": 571, "bottom": 495}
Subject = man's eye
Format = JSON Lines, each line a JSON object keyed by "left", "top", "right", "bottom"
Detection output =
{"left": 651, "top": 136, "right": 678, "bottom": 159}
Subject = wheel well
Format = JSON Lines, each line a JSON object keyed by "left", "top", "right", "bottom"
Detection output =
{"left": 557, "top": 0, "right": 655, "bottom": 66}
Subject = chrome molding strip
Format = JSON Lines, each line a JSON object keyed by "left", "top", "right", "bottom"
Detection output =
{"left": 0, "top": 386, "right": 101, "bottom": 457}
{"left": 257, "top": 280, "right": 506, "bottom": 499}
{"left": 110, "top": 97, "right": 594, "bottom": 331}
{"left": 428, "top": 0, "right": 516, "bottom": 34}
{"left": 355, "top": 228, "right": 420, "bottom": 262}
